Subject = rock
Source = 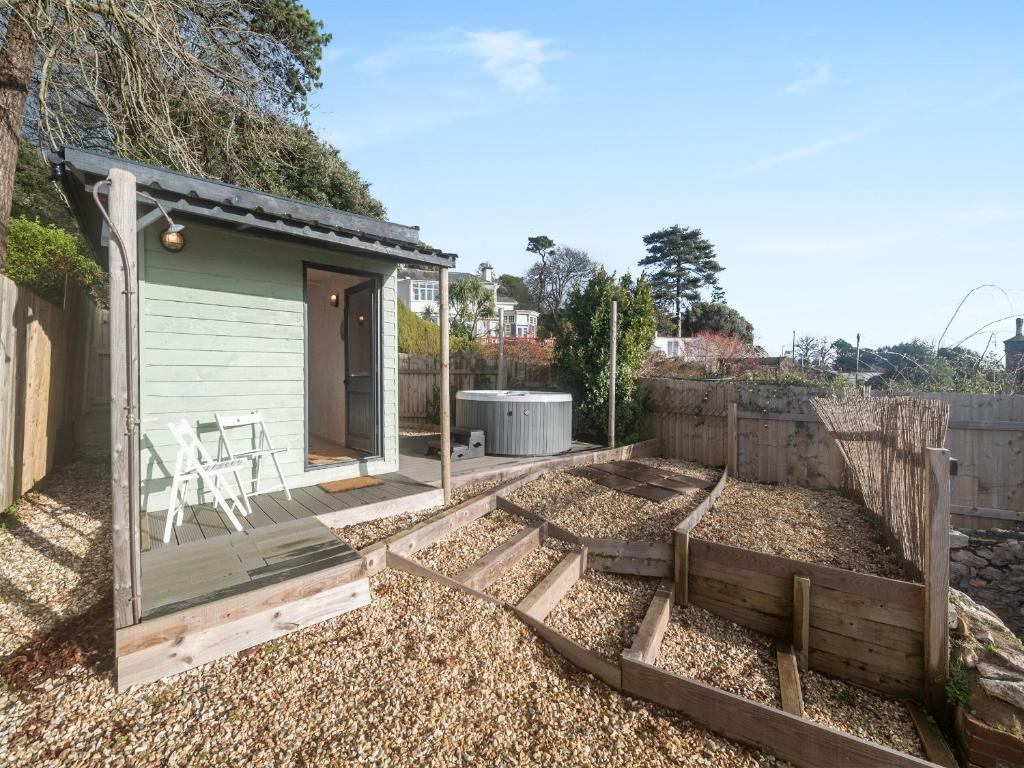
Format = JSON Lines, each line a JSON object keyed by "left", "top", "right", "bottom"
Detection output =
{"left": 979, "top": 678, "right": 1024, "bottom": 710}
{"left": 991, "top": 547, "right": 1016, "bottom": 567}
{"left": 979, "top": 567, "right": 1005, "bottom": 580}
{"left": 978, "top": 662, "right": 1024, "bottom": 681}
{"left": 970, "top": 578, "right": 989, "bottom": 588}
{"left": 977, "top": 548, "right": 995, "bottom": 559}
{"left": 950, "top": 530, "right": 970, "bottom": 549}
{"left": 952, "top": 550, "right": 989, "bottom": 567}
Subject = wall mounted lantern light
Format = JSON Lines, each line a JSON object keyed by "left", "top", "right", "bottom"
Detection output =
{"left": 330, "top": 293, "right": 339, "bottom": 307}
{"left": 160, "top": 223, "right": 186, "bottom": 252}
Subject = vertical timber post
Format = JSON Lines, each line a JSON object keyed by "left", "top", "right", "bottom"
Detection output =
{"left": 674, "top": 529, "right": 689, "bottom": 607}
{"left": 925, "top": 447, "right": 951, "bottom": 715}
{"left": 727, "top": 402, "right": 738, "bottom": 476}
{"left": 608, "top": 299, "right": 617, "bottom": 448}
{"left": 439, "top": 267, "right": 452, "bottom": 505}
{"left": 108, "top": 168, "right": 141, "bottom": 628}
{"left": 497, "top": 308, "right": 506, "bottom": 390}
{"left": 793, "top": 575, "right": 810, "bottom": 671}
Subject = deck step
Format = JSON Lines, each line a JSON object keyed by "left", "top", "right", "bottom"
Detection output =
{"left": 516, "top": 546, "right": 587, "bottom": 621}
{"left": 456, "top": 524, "right": 546, "bottom": 591}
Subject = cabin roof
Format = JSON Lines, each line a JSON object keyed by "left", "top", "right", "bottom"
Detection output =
{"left": 52, "top": 146, "right": 457, "bottom": 270}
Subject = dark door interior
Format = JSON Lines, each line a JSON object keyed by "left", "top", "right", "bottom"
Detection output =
{"left": 344, "top": 281, "right": 376, "bottom": 454}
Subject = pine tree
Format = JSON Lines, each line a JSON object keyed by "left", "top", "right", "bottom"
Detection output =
{"left": 639, "top": 226, "right": 723, "bottom": 337}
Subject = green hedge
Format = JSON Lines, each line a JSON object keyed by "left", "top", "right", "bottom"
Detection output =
{"left": 4, "top": 217, "right": 107, "bottom": 307}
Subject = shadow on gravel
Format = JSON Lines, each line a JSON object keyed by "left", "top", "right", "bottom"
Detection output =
{"left": 0, "top": 594, "right": 114, "bottom": 701}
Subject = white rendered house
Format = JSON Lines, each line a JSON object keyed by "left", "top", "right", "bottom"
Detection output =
{"left": 398, "top": 262, "right": 539, "bottom": 338}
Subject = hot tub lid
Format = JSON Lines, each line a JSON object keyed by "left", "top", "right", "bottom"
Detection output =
{"left": 455, "top": 390, "right": 572, "bottom": 403}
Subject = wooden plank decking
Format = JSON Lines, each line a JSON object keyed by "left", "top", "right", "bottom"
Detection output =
{"left": 146, "top": 472, "right": 438, "bottom": 550}
{"left": 140, "top": 517, "right": 363, "bottom": 620}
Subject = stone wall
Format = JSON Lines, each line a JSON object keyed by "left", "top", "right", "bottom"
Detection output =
{"left": 950, "top": 528, "right": 1024, "bottom": 638}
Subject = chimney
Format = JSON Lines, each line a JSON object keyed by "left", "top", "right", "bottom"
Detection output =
{"left": 480, "top": 262, "right": 494, "bottom": 283}
{"left": 1005, "top": 317, "right": 1024, "bottom": 387}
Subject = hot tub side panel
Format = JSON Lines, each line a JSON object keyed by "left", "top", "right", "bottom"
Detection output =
{"left": 456, "top": 397, "right": 571, "bottom": 457}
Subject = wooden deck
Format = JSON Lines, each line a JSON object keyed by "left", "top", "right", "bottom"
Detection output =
{"left": 398, "top": 435, "right": 603, "bottom": 487}
{"left": 145, "top": 472, "right": 441, "bottom": 550}
{"left": 140, "top": 517, "right": 362, "bottom": 620}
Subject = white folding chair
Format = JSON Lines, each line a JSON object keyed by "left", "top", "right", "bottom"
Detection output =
{"left": 163, "top": 419, "right": 251, "bottom": 544}
{"left": 215, "top": 411, "right": 292, "bottom": 503}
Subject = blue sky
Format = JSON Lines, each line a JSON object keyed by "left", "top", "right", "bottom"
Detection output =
{"left": 305, "top": 1, "right": 1024, "bottom": 357}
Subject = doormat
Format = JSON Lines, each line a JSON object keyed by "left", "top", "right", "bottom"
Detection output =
{"left": 319, "top": 476, "right": 384, "bottom": 493}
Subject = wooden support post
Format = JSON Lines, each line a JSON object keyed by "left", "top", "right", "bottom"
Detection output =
{"left": 925, "top": 447, "right": 951, "bottom": 715}
{"left": 107, "top": 168, "right": 141, "bottom": 629}
{"left": 776, "top": 640, "right": 806, "bottom": 717}
{"left": 674, "top": 529, "right": 689, "bottom": 607}
{"left": 727, "top": 402, "right": 738, "bottom": 476}
{"left": 439, "top": 267, "right": 451, "bottom": 505}
{"left": 793, "top": 575, "right": 810, "bottom": 671}
{"left": 608, "top": 299, "right": 617, "bottom": 448}
{"left": 497, "top": 308, "right": 506, "bottom": 389}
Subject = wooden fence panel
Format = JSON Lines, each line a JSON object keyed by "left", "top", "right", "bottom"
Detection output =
{"left": 0, "top": 276, "right": 104, "bottom": 508}
{"left": 399, "top": 352, "right": 553, "bottom": 421}
{"left": 643, "top": 378, "right": 1022, "bottom": 516}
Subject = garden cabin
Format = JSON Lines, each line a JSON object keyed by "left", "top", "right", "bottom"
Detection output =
{"left": 55, "top": 148, "right": 457, "bottom": 688}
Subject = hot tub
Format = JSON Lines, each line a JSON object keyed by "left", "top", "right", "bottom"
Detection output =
{"left": 455, "top": 390, "right": 572, "bottom": 457}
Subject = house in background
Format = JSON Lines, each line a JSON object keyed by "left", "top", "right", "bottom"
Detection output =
{"left": 398, "top": 262, "right": 539, "bottom": 338}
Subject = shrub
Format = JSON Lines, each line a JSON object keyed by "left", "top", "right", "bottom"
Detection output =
{"left": 4, "top": 217, "right": 107, "bottom": 307}
{"left": 553, "top": 268, "right": 656, "bottom": 443}
{"left": 397, "top": 298, "right": 439, "bottom": 355}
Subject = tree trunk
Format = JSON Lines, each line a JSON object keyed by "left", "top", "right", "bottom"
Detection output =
{"left": 0, "top": 10, "right": 35, "bottom": 269}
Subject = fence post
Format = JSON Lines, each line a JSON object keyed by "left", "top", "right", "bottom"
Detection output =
{"left": 608, "top": 300, "right": 617, "bottom": 448}
{"left": 925, "top": 447, "right": 951, "bottom": 715}
{"left": 439, "top": 268, "right": 451, "bottom": 504}
{"left": 793, "top": 575, "right": 810, "bottom": 671}
{"left": 674, "top": 529, "right": 689, "bottom": 607}
{"left": 727, "top": 402, "right": 738, "bottom": 476}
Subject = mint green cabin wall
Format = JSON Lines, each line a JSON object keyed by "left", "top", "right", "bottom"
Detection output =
{"left": 137, "top": 220, "right": 399, "bottom": 512}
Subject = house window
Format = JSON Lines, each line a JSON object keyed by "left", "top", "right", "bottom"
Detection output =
{"left": 411, "top": 280, "right": 438, "bottom": 302}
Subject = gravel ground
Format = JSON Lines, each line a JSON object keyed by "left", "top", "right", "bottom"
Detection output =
{"left": 399, "top": 422, "right": 440, "bottom": 437}
{"left": 802, "top": 670, "right": 924, "bottom": 757}
{"left": 506, "top": 466, "right": 708, "bottom": 542}
{"left": 657, "top": 605, "right": 924, "bottom": 758}
{"left": 489, "top": 540, "right": 572, "bottom": 605}
{"left": 332, "top": 480, "right": 501, "bottom": 550}
{"left": 657, "top": 604, "right": 781, "bottom": 707}
{"left": 696, "top": 480, "right": 908, "bottom": 579}
{"left": 415, "top": 509, "right": 524, "bottom": 576}
{"left": 0, "top": 458, "right": 111, "bottom": 658}
{"left": 1, "top": 474, "right": 787, "bottom": 768}
{"left": 546, "top": 572, "right": 659, "bottom": 660}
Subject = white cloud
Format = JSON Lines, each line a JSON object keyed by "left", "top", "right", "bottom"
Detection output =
{"left": 736, "top": 131, "right": 861, "bottom": 174}
{"left": 322, "top": 45, "right": 351, "bottom": 63}
{"left": 450, "top": 30, "right": 565, "bottom": 93}
{"left": 784, "top": 61, "right": 831, "bottom": 94}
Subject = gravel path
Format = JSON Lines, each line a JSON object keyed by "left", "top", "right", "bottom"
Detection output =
{"left": 332, "top": 480, "right": 501, "bottom": 550}
{"left": 488, "top": 540, "right": 572, "bottom": 605}
{"left": 695, "top": 480, "right": 908, "bottom": 579}
{"left": 505, "top": 464, "right": 709, "bottom": 542}
{"left": 803, "top": 670, "right": 924, "bottom": 757}
{"left": 0, "top": 458, "right": 111, "bottom": 658}
{"left": 658, "top": 604, "right": 781, "bottom": 707}
{"left": 546, "top": 572, "right": 659, "bottom": 660}
{"left": 415, "top": 509, "right": 524, "bottom": 576}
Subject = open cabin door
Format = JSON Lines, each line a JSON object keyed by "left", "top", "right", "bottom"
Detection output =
{"left": 344, "top": 281, "right": 377, "bottom": 454}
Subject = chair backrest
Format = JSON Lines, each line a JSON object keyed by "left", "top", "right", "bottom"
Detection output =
{"left": 168, "top": 419, "right": 216, "bottom": 468}
{"left": 215, "top": 410, "right": 275, "bottom": 455}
